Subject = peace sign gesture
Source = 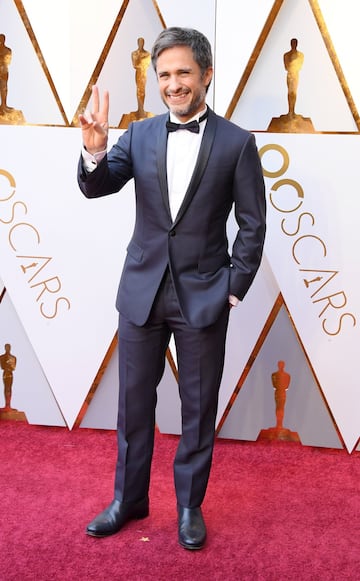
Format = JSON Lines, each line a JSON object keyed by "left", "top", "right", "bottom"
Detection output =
{"left": 79, "top": 85, "right": 109, "bottom": 155}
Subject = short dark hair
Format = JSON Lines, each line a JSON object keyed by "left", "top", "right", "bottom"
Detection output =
{"left": 151, "top": 27, "right": 213, "bottom": 76}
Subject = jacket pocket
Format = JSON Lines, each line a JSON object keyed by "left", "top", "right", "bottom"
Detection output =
{"left": 126, "top": 240, "right": 144, "bottom": 262}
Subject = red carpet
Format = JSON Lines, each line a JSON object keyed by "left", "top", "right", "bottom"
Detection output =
{"left": 1, "top": 420, "right": 359, "bottom": 580}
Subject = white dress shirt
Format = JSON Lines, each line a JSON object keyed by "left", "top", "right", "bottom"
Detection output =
{"left": 166, "top": 107, "right": 207, "bottom": 220}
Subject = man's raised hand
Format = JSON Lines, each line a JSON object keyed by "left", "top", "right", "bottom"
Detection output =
{"left": 79, "top": 86, "right": 109, "bottom": 154}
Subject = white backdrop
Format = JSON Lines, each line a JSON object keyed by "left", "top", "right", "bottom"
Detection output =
{"left": 0, "top": 0, "right": 359, "bottom": 452}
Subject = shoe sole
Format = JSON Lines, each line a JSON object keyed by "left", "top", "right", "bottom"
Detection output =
{"left": 179, "top": 539, "right": 205, "bottom": 550}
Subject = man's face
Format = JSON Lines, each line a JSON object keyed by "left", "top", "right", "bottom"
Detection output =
{"left": 156, "top": 45, "right": 213, "bottom": 122}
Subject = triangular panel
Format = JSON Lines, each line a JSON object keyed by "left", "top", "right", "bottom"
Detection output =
{"left": 229, "top": 0, "right": 358, "bottom": 132}
{"left": 218, "top": 306, "right": 343, "bottom": 449}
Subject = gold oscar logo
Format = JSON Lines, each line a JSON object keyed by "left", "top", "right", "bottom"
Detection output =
{"left": 259, "top": 143, "right": 357, "bottom": 336}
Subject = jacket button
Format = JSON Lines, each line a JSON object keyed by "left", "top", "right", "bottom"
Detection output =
{"left": 170, "top": 230, "right": 176, "bottom": 237}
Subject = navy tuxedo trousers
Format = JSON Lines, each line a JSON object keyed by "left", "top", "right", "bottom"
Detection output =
{"left": 114, "top": 268, "right": 230, "bottom": 508}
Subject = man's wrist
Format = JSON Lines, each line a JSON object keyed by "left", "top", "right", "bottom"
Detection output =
{"left": 83, "top": 145, "right": 107, "bottom": 157}
{"left": 82, "top": 146, "right": 107, "bottom": 172}
{"left": 229, "top": 294, "right": 239, "bottom": 307}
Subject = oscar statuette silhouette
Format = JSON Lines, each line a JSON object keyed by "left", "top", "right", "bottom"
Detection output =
{"left": 119, "top": 37, "right": 155, "bottom": 128}
{"left": 0, "top": 344, "right": 27, "bottom": 421}
{"left": 0, "top": 34, "right": 25, "bottom": 125}
{"left": 267, "top": 38, "right": 315, "bottom": 133}
{"left": 257, "top": 361, "right": 300, "bottom": 442}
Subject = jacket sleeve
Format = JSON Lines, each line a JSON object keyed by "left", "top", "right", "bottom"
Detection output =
{"left": 77, "top": 126, "right": 134, "bottom": 199}
{"left": 229, "top": 132, "right": 266, "bottom": 300}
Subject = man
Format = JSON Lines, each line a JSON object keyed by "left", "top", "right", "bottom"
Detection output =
{"left": 78, "top": 27, "right": 266, "bottom": 550}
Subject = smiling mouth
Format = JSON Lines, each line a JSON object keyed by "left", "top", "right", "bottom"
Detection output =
{"left": 167, "top": 91, "right": 189, "bottom": 99}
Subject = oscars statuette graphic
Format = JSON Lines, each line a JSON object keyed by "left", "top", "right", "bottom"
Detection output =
{"left": 0, "top": 34, "right": 25, "bottom": 125}
{"left": 268, "top": 38, "right": 315, "bottom": 133}
{"left": 257, "top": 361, "right": 300, "bottom": 442}
{"left": 0, "top": 344, "right": 27, "bottom": 421}
{"left": 119, "top": 37, "right": 155, "bottom": 128}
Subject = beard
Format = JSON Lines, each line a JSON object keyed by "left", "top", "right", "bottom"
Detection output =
{"left": 162, "top": 86, "right": 207, "bottom": 119}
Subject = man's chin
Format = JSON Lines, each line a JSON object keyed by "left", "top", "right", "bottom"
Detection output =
{"left": 168, "top": 107, "right": 190, "bottom": 119}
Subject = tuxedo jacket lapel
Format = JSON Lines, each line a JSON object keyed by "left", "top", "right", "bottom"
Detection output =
{"left": 156, "top": 120, "right": 172, "bottom": 219}
{"left": 156, "top": 110, "right": 217, "bottom": 225}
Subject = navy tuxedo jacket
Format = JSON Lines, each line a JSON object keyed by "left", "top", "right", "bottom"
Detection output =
{"left": 78, "top": 108, "right": 266, "bottom": 328}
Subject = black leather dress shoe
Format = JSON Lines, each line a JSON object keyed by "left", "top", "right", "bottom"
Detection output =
{"left": 86, "top": 497, "right": 149, "bottom": 537}
{"left": 178, "top": 506, "right": 206, "bottom": 550}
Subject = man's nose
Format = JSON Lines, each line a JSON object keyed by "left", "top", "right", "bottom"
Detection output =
{"left": 168, "top": 75, "right": 182, "bottom": 91}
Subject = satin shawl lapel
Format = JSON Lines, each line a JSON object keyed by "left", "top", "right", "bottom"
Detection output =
{"left": 156, "top": 118, "right": 172, "bottom": 219}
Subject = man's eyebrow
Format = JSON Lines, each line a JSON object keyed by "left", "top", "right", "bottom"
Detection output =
{"left": 157, "top": 67, "right": 193, "bottom": 75}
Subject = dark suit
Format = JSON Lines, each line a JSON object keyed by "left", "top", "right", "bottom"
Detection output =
{"left": 78, "top": 107, "right": 266, "bottom": 508}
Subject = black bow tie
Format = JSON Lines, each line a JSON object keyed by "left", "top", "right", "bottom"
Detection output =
{"left": 166, "top": 110, "right": 208, "bottom": 134}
